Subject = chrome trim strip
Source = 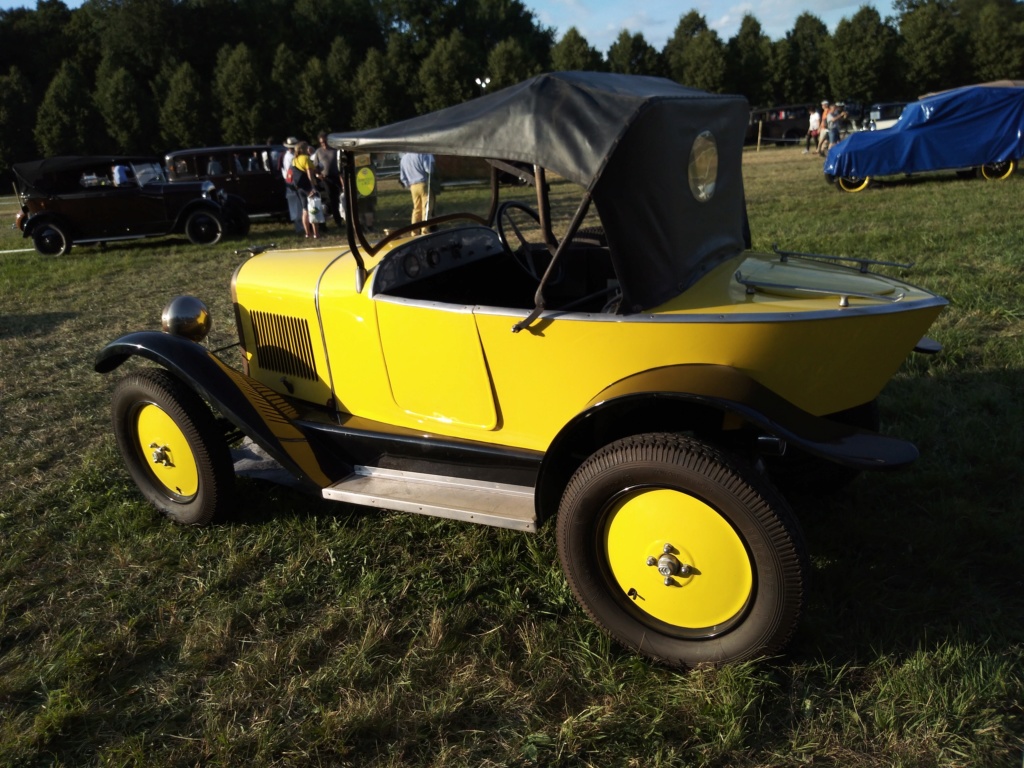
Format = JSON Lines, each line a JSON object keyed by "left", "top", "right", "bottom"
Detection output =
{"left": 470, "top": 295, "right": 947, "bottom": 324}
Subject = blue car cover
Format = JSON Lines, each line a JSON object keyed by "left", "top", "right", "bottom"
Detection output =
{"left": 824, "top": 85, "right": 1024, "bottom": 179}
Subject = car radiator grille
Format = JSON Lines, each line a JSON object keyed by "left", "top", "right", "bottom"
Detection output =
{"left": 249, "top": 310, "right": 318, "bottom": 381}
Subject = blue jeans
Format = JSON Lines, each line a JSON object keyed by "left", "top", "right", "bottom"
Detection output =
{"left": 285, "top": 186, "right": 304, "bottom": 233}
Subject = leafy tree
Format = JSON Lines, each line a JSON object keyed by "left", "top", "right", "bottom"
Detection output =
{"left": 417, "top": 29, "right": 477, "bottom": 112}
{"left": 385, "top": 32, "right": 421, "bottom": 118}
{"left": 0, "top": 1, "right": 72, "bottom": 98}
{"left": 726, "top": 14, "right": 771, "bottom": 105}
{"left": 325, "top": 37, "right": 355, "bottom": 131}
{"left": 970, "top": 2, "right": 1024, "bottom": 81}
{"left": 606, "top": 30, "right": 663, "bottom": 76}
{"left": 899, "top": 1, "right": 969, "bottom": 94}
{"left": 487, "top": 37, "right": 540, "bottom": 89}
{"left": 550, "top": 27, "right": 604, "bottom": 71}
{"left": 94, "top": 57, "right": 152, "bottom": 153}
{"left": 829, "top": 6, "right": 900, "bottom": 102}
{"left": 93, "top": 0, "right": 179, "bottom": 78}
{"left": 352, "top": 48, "right": 399, "bottom": 129}
{"left": 159, "top": 61, "right": 210, "bottom": 149}
{"left": 463, "top": 0, "right": 552, "bottom": 73}
{"left": 297, "top": 56, "right": 331, "bottom": 140}
{"left": 214, "top": 43, "right": 265, "bottom": 144}
{"left": 780, "top": 13, "right": 831, "bottom": 103}
{"left": 665, "top": 13, "right": 726, "bottom": 91}
{"left": 34, "top": 60, "right": 98, "bottom": 156}
{"left": 0, "top": 66, "right": 34, "bottom": 172}
{"left": 270, "top": 44, "right": 303, "bottom": 135}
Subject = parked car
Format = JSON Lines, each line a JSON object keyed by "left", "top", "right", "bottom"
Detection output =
{"left": 165, "top": 145, "right": 288, "bottom": 221}
{"left": 745, "top": 103, "right": 812, "bottom": 145}
{"left": 867, "top": 101, "right": 907, "bottom": 131}
{"left": 824, "top": 85, "right": 1024, "bottom": 191}
{"left": 12, "top": 155, "right": 247, "bottom": 256}
{"left": 97, "top": 72, "right": 946, "bottom": 668}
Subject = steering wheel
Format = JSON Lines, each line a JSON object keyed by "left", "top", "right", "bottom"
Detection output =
{"left": 496, "top": 200, "right": 548, "bottom": 281}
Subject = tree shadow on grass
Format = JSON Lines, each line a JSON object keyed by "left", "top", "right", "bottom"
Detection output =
{"left": 0, "top": 312, "right": 78, "bottom": 340}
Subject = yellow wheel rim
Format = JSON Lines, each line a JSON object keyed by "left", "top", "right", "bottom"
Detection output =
{"left": 838, "top": 176, "right": 870, "bottom": 192}
{"left": 981, "top": 159, "right": 1015, "bottom": 180}
{"left": 604, "top": 488, "right": 753, "bottom": 630}
{"left": 135, "top": 403, "right": 199, "bottom": 498}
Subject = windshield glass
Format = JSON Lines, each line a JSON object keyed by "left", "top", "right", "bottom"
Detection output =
{"left": 350, "top": 153, "right": 602, "bottom": 251}
{"left": 351, "top": 153, "right": 493, "bottom": 247}
{"left": 132, "top": 161, "right": 166, "bottom": 186}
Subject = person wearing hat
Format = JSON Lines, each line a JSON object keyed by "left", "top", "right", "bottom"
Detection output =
{"left": 817, "top": 102, "right": 832, "bottom": 156}
{"left": 281, "top": 136, "right": 304, "bottom": 234}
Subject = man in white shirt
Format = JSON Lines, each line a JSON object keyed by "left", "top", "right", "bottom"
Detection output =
{"left": 281, "top": 137, "right": 303, "bottom": 235}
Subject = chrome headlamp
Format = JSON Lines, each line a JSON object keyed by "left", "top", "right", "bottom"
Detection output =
{"left": 161, "top": 295, "right": 212, "bottom": 342}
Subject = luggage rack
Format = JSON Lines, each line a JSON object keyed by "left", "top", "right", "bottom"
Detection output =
{"left": 771, "top": 243, "right": 914, "bottom": 273}
{"left": 736, "top": 244, "right": 911, "bottom": 307}
{"left": 733, "top": 270, "right": 907, "bottom": 307}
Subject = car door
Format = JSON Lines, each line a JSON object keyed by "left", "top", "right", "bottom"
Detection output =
{"left": 374, "top": 296, "right": 498, "bottom": 430}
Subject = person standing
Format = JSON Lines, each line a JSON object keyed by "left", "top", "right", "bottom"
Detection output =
{"left": 291, "top": 141, "right": 319, "bottom": 239}
{"left": 314, "top": 131, "right": 344, "bottom": 228}
{"left": 281, "top": 137, "right": 303, "bottom": 235}
{"left": 804, "top": 105, "right": 821, "bottom": 154}
{"left": 817, "top": 102, "right": 832, "bottom": 156}
{"left": 399, "top": 152, "right": 436, "bottom": 235}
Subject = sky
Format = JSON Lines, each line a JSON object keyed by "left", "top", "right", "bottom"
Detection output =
{"left": 531, "top": 0, "right": 893, "bottom": 52}
{"left": 0, "top": 0, "right": 893, "bottom": 53}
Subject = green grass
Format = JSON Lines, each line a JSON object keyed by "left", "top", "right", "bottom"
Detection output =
{"left": 2, "top": 149, "right": 1023, "bottom": 766}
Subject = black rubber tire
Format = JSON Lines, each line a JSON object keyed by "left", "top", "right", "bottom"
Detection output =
{"left": 979, "top": 159, "right": 1016, "bottom": 181}
{"left": 556, "top": 433, "right": 806, "bottom": 668}
{"left": 32, "top": 222, "right": 70, "bottom": 256}
{"left": 767, "top": 400, "right": 880, "bottom": 495}
{"left": 184, "top": 209, "right": 225, "bottom": 245}
{"left": 111, "top": 369, "right": 234, "bottom": 525}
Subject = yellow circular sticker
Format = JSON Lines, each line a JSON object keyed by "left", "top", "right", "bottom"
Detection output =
{"left": 356, "top": 166, "right": 376, "bottom": 197}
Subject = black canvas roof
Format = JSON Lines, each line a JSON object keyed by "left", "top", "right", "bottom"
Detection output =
{"left": 13, "top": 156, "right": 160, "bottom": 192}
{"left": 329, "top": 71, "right": 751, "bottom": 311}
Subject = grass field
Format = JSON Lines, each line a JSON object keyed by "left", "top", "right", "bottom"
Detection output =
{"left": 1, "top": 148, "right": 1022, "bottom": 767}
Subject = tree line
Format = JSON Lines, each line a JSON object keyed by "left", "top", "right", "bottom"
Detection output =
{"left": 1, "top": 0, "right": 1022, "bottom": 180}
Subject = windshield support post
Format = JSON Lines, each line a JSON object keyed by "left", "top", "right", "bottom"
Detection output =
{"left": 534, "top": 166, "right": 557, "bottom": 252}
{"left": 340, "top": 153, "right": 368, "bottom": 289}
{"left": 512, "top": 192, "right": 593, "bottom": 334}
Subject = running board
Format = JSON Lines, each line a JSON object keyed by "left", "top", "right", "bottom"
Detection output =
{"left": 322, "top": 466, "right": 538, "bottom": 532}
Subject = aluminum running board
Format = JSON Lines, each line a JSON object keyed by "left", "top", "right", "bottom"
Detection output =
{"left": 322, "top": 466, "right": 538, "bottom": 532}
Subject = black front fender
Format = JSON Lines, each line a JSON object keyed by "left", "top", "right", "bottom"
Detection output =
{"left": 96, "top": 331, "right": 337, "bottom": 489}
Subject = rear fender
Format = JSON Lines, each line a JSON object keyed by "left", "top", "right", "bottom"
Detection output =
{"left": 96, "top": 331, "right": 337, "bottom": 488}
{"left": 535, "top": 364, "right": 917, "bottom": 522}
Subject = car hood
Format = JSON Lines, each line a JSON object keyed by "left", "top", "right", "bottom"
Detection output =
{"left": 329, "top": 71, "right": 751, "bottom": 313}
{"left": 825, "top": 85, "right": 1024, "bottom": 178}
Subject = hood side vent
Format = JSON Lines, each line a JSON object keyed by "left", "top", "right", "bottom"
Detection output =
{"left": 250, "top": 310, "right": 318, "bottom": 381}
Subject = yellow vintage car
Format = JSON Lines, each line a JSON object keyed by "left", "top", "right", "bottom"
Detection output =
{"left": 97, "top": 72, "right": 947, "bottom": 668}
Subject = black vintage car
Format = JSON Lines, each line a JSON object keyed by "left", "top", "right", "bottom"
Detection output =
{"left": 12, "top": 155, "right": 248, "bottom": 256}
{"left": 165, "top": 145, "right": 288, "bottom": 221}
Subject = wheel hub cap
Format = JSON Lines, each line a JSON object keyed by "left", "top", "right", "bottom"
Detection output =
{"left": 604, "top": 488, "right": 753, "bottom": 631}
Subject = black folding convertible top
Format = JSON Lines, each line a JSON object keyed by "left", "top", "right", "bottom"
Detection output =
{"left": 13, "top": 156, "right": 160, "bottom": 193}
{"left": 329, "top": 71, "right": 751, "bottom": 311}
